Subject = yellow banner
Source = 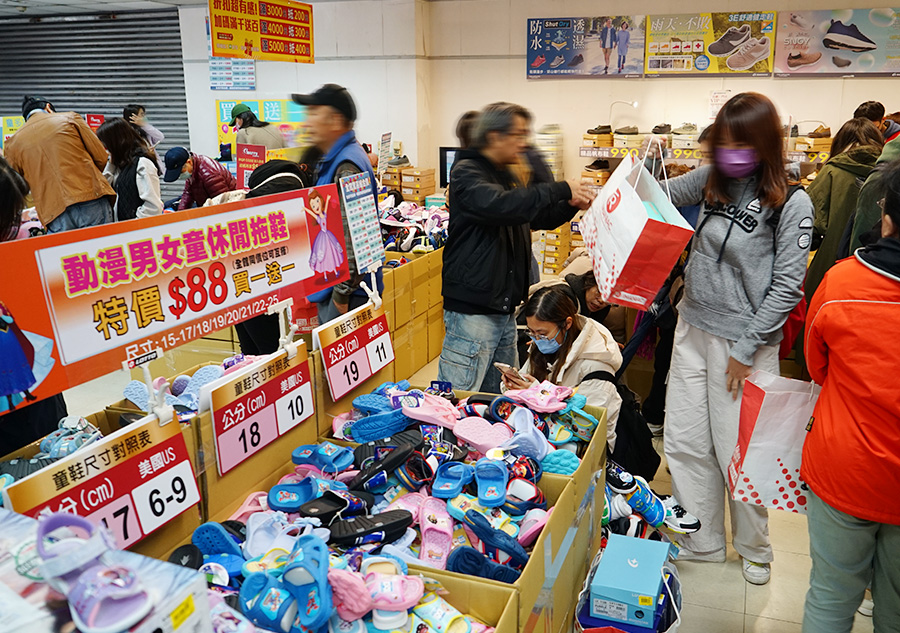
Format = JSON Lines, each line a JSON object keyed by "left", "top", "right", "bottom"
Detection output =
{"left": 209, "top": 0, "right": 314, "bottom": 64}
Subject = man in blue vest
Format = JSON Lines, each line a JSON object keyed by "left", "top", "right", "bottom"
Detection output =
{"left": 293, "top": 84, "right": 380, "bottom": 324}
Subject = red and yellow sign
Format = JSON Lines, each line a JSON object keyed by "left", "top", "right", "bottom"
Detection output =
{"left": 209, "top": 0, "right": 314, "bottom": 64}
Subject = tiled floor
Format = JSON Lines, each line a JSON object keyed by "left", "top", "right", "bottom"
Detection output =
{"left": 66, "top": 359, "right": 877, "bottom": 633}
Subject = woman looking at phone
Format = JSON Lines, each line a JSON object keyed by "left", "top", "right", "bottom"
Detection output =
{"left": 500, "top": 284, "right": 622, "bottom": 448}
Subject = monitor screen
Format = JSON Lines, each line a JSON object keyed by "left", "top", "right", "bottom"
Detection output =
{"left": 439, "top": 147, "right": 461, "bottom": 188}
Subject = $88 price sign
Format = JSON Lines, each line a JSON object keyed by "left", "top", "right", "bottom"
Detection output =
{"left": 168, "top": 262, "right": 228, "bottom": 320}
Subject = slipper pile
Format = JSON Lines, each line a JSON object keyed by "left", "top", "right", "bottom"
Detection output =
{"left": 379, "top": 200, "right": 449, "bottom": 254}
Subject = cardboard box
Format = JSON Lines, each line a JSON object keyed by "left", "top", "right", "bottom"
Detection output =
{"left": 425, "top": 569, "right": 519, "bottom": 633}
{"left": 402, "top": 167, "right": 435, "bottom": 179}
{"left": 392, "top": 322, "right": 413, "bottom": 381}
{"left": 428, "top": 303, "right": 444, "bottom": 362}
{"left": 128, "top": 340, "right": 235, "bottom": 383}
{"left": 382, "top": 176, "right": 402, "bottom": 188}
{"left": 386, "top": 255, "right": 413, "bottom": 327}
{"left": 382, "top": 267, "right": 395, "bottom": 332}
{"left": 411, "top": 255, "right": 431, "bottom": 318}
{"left": 545, "top": 225, "right": 570, "bottom": 240}
{"left": 429, "top": 249, "right": 443, "bottom": 308}
{"left": 411, "top": 312, "right": 429, "bottom": 374}
{"left": 383, "top": 166, "right": 403, "bottom": 175}
{"left": 404, "top": 192, "right": 432, "bottom": 205}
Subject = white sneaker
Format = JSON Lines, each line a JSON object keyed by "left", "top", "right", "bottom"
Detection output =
{"left": 742, "top": 558, "right": 771, "bottom": 585}
{"left": 609, "top": 493, "right": 633, "bottom": 522}
{"left": 675, "top": 547, "right": 726, "bottom": 563}
{"left": 660, "top": 495, "right": 702, "bottom": 534}
{"left": 858, "top": 589, "right": 874, "bottom": 617}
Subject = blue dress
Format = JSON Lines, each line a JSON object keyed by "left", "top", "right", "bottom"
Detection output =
{"left": 0, "top": 314, "right": 36, "bottom": 398}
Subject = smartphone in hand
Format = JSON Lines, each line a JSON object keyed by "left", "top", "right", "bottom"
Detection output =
{"left": 494, "top": 362, "right": 523, "bottom": 381}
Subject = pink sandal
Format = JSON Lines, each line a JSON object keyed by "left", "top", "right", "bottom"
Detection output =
{"left": 387, "top": 491, "right": 426, "bottom": 523}
{"left": 365, "top": 572, "right": 425, "bottom": 629}
{"left": 328, "top": 568, "right": 374, "bottom": 621}
{"left": 517, "top": 508, "right": 552, "bottom": 547}
{"left": 403, "top": 393, "right": 460, "bottom": 429}
{"left": 504, "top": 381, "right": 572, "bottom": 412}
{"left": 454, "top": 417, "right": 513, "bottom": 454}
{"left": 230, "top": 491, "right": 269, "bottom": 523}
{"left": 419, "top": 497, "right": 454, "bottom": 569}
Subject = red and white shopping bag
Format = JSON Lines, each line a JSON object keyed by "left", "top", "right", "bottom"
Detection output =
{"left": 580, "top": 151, "right": 694, "bottom": 310}
{"left": 728, "top": 371, "right": 821, "bottom": 514}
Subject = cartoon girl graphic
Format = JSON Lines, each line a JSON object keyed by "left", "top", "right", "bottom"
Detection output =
{"left": 0, "top": 302, "right": 37, "bottom": 410}
{"left": 305, "top": 189, "right": 344, "bottom": 280}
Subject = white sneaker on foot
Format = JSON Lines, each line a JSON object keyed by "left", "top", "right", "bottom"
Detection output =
{"left": 675, "top": 547, "right": 726, "bottom": 563}
{"left": 742, "top": 558, "right": 771, "bottom": 585}
{"left": 858, "top": 589, "right": 874, "bottom": 617}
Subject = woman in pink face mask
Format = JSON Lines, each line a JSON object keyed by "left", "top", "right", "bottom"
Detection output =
{"left": 642, "top": 93, "right": 814, "bottom": 586}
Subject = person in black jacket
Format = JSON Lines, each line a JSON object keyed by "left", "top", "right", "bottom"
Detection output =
{"left": 438, "top": 102, "right": 594, "bottom": 392}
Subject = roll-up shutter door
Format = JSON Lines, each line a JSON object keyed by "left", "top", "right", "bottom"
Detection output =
{"left": 0, "top": 9, "right": 188, "bottom": 197}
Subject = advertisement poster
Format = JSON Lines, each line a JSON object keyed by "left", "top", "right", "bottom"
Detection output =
{"left": 236, "top": 143, "right": 267, "bottom": 188}
{"left": 774, "top": 8, "right": 900, "bottom": 76}
{"left": 527, "top": 17, "right": 646, "bottom": 78}
{"left": 1, "top": 115, "right": 24, "bottom": 149}
{"left": 207, "top": 16, "right": 258, "bottom": 89}
{"left": 209, "top": 0, "right": 314, "bottom": 64}
{"left": 216, "top": 98, "right": 309, "bottom": 157}
{"left": 645, "top": 12, "right": 776, "bottom": 76}
{"left": 0, "top": 189, "right": 348, "bottom": 416}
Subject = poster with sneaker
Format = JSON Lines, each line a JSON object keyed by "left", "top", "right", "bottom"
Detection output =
{"left": 774, "top": 9, "right": 900, "bottom": 77}
{"left": 644, "top": 12, "right": 776, "bottom": 76}
{"left": 526, "top": 16, "right": 646, "bottom": 78}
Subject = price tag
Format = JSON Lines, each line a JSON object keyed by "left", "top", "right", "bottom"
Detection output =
{"left": 2, "top": 416, "right": 200, "bottom": 549}
{"left": 313, "top": 303, "right": 394, "bottom": 401}
{"left": 210, "top": 343, "right": 315, "bottom": 475}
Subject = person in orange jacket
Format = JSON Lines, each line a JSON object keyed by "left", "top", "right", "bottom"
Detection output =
{"left": 802, "top": 157, "right": 900, "bottom": 631}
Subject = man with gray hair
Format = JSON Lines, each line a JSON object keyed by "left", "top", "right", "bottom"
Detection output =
{"left": 438, "top": 102, "right": 594, "bottom": 392}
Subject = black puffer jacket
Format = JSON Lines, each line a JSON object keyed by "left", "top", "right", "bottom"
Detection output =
{"left": 443, "top": 149, "right": 578, "bottom": 314}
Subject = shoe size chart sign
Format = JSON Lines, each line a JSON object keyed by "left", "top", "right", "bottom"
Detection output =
{"left": 645, "top": 12, "right": 776, "bottom": 76}
{"left": 526, "top": 16, "right": 646, "bottom": 78}
{"left": 209, "top": 344, "right": 315, "bottom": 475}
{"left": 313, "top": 303, "right": 394, "bottom": 401}
{"left": 773, "top": 9, "right": 900, "bottom": 77}
{"left": 2, "top": 416, "right": 200, "bottom": 549}
{"left": 340, "top": 172, "right": 385, "bottom": 275}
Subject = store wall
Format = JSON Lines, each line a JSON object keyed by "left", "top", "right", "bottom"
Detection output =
{"left": 178, "top": 0, "right": 428, "bottom": 163}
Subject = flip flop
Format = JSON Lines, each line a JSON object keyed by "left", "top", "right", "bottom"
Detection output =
{"left": 386, "top": 491, "right": 426, "bottom": 523}
{"left": 241, "top": 548, "right": 290, "bottom": 577}
{"left": 365, "top": 572, "right": 425, "bottom": 630}
{"left": 350, "top": 409, "right": 414, "bottom": 444}
{"left": 282, "top": 535, "right": 332, "bottom": 630}
{"left": 168, "top": 544, "right": 203, "bottom": 569}
{"left": 432, "top": 463, "right": 475, "bottom": 499}
{"left": 501, "top": 478, "right": 546, "bottom": 516}
{"left": 328, "top": 568, "right": 374, "bottom": 621}
{"left": 503, "top": 381, "right": 571, "bottom": 413}
{"left": 353, "top": 392, "right": 395, "bottom": 415}
{"left": 446, "top": 546, "right": 521, "bottom": 584}
{"left": 418, "top": 497, "right": 454, "bottom": 570}
{"left": 474, "top": 459, "right": 508, "bottom": 508}
{"left": 546, "top": 422, "right": 575, "bottom": 446}
{"left": 328, "top": 510, "right": 414, "bottom": 548}
{"left": 446, "top": 494, "right": 517, "bottom": 536}
{"left": 68, "top": 565, "right": 153, "bottom": 633}
{"left": 454, "top": 417, "right": 513, "bottom": 455}
{"left": 192, "top": 522, "right": 244, "bottom": 558}
{"left": 413, "top": 592, "right": 473, "bottom": 633}
{"left": 395, "top": 452, "right": 435, "bottom": 491}
{"left": 239, "top": 572, "right": 298, "bottom": 633}
{"left": 36, "top": 513, "right": 115, "bottom": 595}
{"left": 230, "top": 491, "right": 269, "bottom": 523}
{"left": 489, "top": 396, "right": 521, "bottom": 423}
{"left": 540, "top": 450, "right": 581, "bottom": 476}
{"left": 402, "top": 393, "right": 460, "bottom": 429}
{"left": 517, "top": 508, "right": 552, "bottom": 547}
{"left": 353, "top": 430, "right": 425, "bottom": 469}
{"left": 268, "top": 479, "right": 320, "bottom": 513}
{"left": 347, "top": 443, "right": 416, "bottom": 491}
{"left": 292, "top": 443, "right": 354, "bottom": 473}
{"left": 298, "top": 490, "right": 375, "bottom": 526}
{"left": 463, "top": 510, "right": 529, "bottom": 568}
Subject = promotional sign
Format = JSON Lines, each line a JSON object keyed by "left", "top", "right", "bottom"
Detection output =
{"left": 86, "top": 114, "right": 105, "bottom": 131}
{"left": 645, "top": 12, "right": 776, "bottom": 76}
{"left": 313, "top": 303, "right": 394, "bottom": 401}
{"left": 527, "top": 17, "right": 646, "bottom": 78}
{"left": 774, "top": 8, "right": 900, "bottom": 77}
{"left": 209, "top": 0, "right": 314, "bottom": 64}
{"left": 339, "top": 173, "right": 385, "bottom": 274}
{"left": 2, "top": 417, "right": 200, "bottom": 549}
{"left": 1, "top": 115, "right": 24, "bottom": 148}
{"left": 216, "top": 99, "right": 309, "bottom": 157}
{"left": 207, "top": 16, "right": 258, "bottom": 89}
{"left": 377, "top": 132, "right": 392, "bottom": 181}
{"left": 210, "top": 344, "right": 314, "bottom": 475}
{"left": 0, "top": 189, "right": 349, "bottom": 416}
{"left": 236, "top": 143, "right": 267, "bottom": 188}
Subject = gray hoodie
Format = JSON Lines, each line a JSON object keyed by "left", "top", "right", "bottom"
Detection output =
{"left": 663, "top": 165, "right": 814, "bottom": 365}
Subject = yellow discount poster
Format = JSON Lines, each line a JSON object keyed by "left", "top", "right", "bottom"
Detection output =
{"left": 209, "top": 0, "right": 314, "bottom": 64}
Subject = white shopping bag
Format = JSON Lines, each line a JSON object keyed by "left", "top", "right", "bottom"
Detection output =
{"left": 728, "top": 370, "right": 821, "bottom": 514}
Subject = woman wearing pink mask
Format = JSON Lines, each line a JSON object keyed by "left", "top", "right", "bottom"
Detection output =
{"left": 644, "top": 93, "right": 814, "bottom": 585}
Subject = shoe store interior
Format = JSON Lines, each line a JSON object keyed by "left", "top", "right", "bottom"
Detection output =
{"left": 0, "top": 0, "right": 896, "bottom": 632}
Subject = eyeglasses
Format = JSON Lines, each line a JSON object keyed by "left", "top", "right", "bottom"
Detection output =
{"left": 526, "top": 326, "right": 560, "bottom": 341}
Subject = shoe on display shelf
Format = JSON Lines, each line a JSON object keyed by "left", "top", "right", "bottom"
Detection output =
{"left": 614, "top": 125, "right": 639, "bottom": 135}
{"left": 707, "top": 24, "right": 751, "bottom": 56}
{"left": 388, "top": 155, "right": 410, "bottom": 167}
{"left": 651, "top": 123, "right": 672, "bottom": 134}
{"left": 786, "top": 50, "right": 821, "bottom": 68}
{"left": 584, "top": 158, "right": 610, "bottom": 172}
{"left": 823, "top": 20, "right": 877, "bottom": 52}
{"left": 587, "top": 124, "right": 611, "bottom": 134}
{"left": 549, "top": 55, "right": 565, "bottom": 68}
{"left": 807, "top": 125, "right": 832, "bottom": 138}
{"left": 672, "top": 122, "right": 698, "bottom": 135}
{"left": 741, "top": 558, "right": 771, "bottom": 585}
{"left": 725, "top": 37, "right": 771, "bottom": 71}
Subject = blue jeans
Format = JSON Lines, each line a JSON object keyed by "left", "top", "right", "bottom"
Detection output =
{"left": 803, "top": 489, "right": 900, "bottom": 632}
{"left": 47, "top": 197, "right": 113, "bottom": 233}
{"left": 437, "top": 310, "right": 518, "bottom": 393}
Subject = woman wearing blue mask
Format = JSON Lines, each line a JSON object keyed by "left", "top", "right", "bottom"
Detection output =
{"left": 643, "top": 92, "right": 814, "bottom": 585}
{"left": 500, "top": 284, "right": 622, "bottom": 449}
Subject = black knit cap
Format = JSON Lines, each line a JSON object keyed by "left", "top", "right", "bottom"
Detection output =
{"left": 22, "top": 95, "right": 53, "bottom": 118}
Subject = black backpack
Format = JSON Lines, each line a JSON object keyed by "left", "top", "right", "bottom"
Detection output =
{"left": 583, "top": 370, "right": 661, "bottom": 482}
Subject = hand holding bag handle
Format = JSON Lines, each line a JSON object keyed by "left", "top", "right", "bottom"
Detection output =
{"left": 633, "top": 134, "right": 672, "bottom": 202}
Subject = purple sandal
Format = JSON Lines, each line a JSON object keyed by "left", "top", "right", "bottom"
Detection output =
{"left": 68, "top": 565, "right": 153, "bottom": 633}
{"left": 37, "top": 513, "right": 115, "bottom": 594}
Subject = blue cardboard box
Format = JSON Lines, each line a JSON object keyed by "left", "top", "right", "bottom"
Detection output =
{"left": 589, "top": 534, "right": 673, "bottom": 628}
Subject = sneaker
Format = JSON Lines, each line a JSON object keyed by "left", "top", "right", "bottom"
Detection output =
{"left": 786, "top": 51, "right": 821, "bottom": 68}
{"left": 789, "top": 13, "right": 814, "bottom": 30}
{"left": 725, "top": 36, "right": 771, "bottom": 71}
{"left": 567, "top": 54, "right": 584, "bottom": 67}
{"left": 660, "top": 496, "right": 701, "bottom": 534}
{"left": 832, "top": 55, "right": 852, "bottom": 68}
{"left": 707, "top": 24, "right": 751, "bottom": 56}
{"left": 609, "top": 515, "right": 652, "bottom": 539}
{"left": 530, "top": 55, "right": 546, "bottom": 68}
{"left": 614, "top": 125, "right": 639, "bottom": 135}
{"left": 808, "top": 125, "right": 831, "bottom": 138}
{"left": 652, "top": 123, "right": 672, "bottom": 134}
{"left": 742, "top": 559, "right": 771, "bottom": 585}
{"left": 584, "top": 158, "right": 610, "bottom": 172}
{"left": 647, "top": 422, "right": 664, "bottom": 437}
{"left": 550, "top": 55, "right": 565, "bottom": 68}
{"left": 783, "top": 124, "right": 799, "bottom": 138}
{"left": 823, "top": 20, "right": 877, "bottom": 52}
{"left": 676, "top": 547, "right": 726, "bottom": 563}
{"left": 858, "top": 590, "right": 874, "bottom": 617}
{"left": 587, "top": 124, "right": 611, "bottom": 134}
{"left": 606, "top": 460, "right": 637, "bottom": 495}
{"left": 388, "top": 155, "right": 410, "bottom": 167}
{"left": 672, "top": 122, "right": 698, "bottom": 135}
{"left": 608, "top": 491, "right": 633, "bottom": 523}
{"left": 625, "top": 476, "right": 665, "bottom": 527}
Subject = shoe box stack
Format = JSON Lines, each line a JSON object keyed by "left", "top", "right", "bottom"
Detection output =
{"left": 795, "top": 128, "right": 832, "bottom": 153}
{"left": 581, "top": 160, "right": 610, "bottom": 189}
{"left": 571, "top": 212, "right": 585, "bottom": 251}
{"left": 535, "top": 124, "right": 564, "bottom": 180}
{"left": 542, "top": 224, "right": 571, "bottom": 275}
{"left": 582, "top": 132, "right": 613, "bottom": 149}
{"left": 671, "top": 134, "right": 700, "bottom": 150}
{"left": 613, "top": 133, "right": 645, "bottom": 149}
{"left": 401, "top": 168, "right": 436, "bottom": 205}
{"left": 382, "top": 166, "right": 403, "bottom": 190}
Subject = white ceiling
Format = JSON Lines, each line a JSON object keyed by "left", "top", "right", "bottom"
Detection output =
{"left": 0, "top": 0, "right": 206, "bottom": 17}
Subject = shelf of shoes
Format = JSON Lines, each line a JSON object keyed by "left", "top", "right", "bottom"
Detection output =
{"left": 535, "top": 124, "right": 564, "bottom": 180}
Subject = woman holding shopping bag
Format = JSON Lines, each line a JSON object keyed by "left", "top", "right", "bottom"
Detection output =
{"left": 802, "top": 158, "right": 900, "bottom": 632}
{"left": 643, "top": 92, "right": 814, "bottom": 585}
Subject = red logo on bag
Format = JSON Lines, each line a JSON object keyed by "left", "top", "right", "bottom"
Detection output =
{"left": 606, "top": 189, "right": 622, "bottom": 214}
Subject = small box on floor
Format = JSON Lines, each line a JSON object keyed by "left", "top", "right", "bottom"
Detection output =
{"left": 589, "top": 534, "right": 674, "bottom": 628}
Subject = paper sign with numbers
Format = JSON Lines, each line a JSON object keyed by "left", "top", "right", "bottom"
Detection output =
{"left": 313, "top": 303, "right": 394, "bottom": 401}
{"left": 210, "top": 343, "right": 315, "bottom": 475}
{"left": 2, "top": 416, "right": 200, "bottom": 549}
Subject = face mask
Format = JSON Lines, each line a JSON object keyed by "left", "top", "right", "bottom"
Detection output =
{"left": 716, "top": 148, "right": 759, "bottom": 179}
{"left": 530, "top": 328, "right": 566, "bottom": 355}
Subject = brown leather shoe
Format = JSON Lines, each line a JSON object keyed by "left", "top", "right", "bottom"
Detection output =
{"left": 808, "top": 125, "right": 832, "bottom": 138}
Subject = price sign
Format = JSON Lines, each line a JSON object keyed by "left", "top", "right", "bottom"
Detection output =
{"left": 2, "top": 416, "right": 200, "bottom": 549}
{"left": 313, "top": 303, "right": 393, "bottom": 401}
{"left": 210, "top": 343, "right": 315, "bottom": 475}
